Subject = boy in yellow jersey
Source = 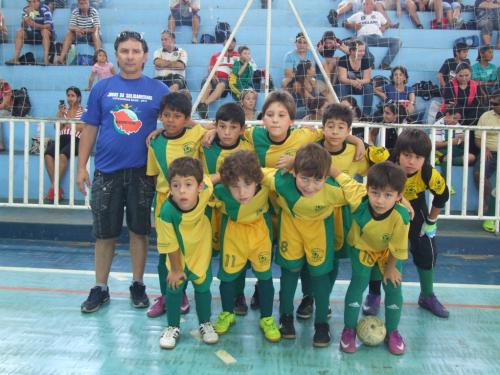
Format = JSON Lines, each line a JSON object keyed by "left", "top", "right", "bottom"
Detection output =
{"left": 146, "top": 92, "right": 207, "bottom": 318}
{"left": 157, "top": 157, "right": 219, "bottom": 349}
{"left": 363, "top": 129, "right": 450, "bottom": 319}
{"left": 340, "top": 161, "right": 410, "bottom": 355}
{"left": 201, "top": 103, "right": 254, "bottom": 316}
{"left": 212, "top": 151, "right": 281, "bottom": 342}
{"left": 262, "top": 143, "right": 366, "bottom": 347}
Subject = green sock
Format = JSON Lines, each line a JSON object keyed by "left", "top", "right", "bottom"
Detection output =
{"left": 166, "top": 288, "right": 183, "bottom": 327}
{"left": 383, "top": 280, "right": 403, "bottom": 332}
{"left": 234, "top": 270, "right": 246, "bottom": 296}
{"left": 344, "top": 257, "right": 371, "bottom": 329}
{"left": 300, "top": 266, "right": 312, "bottom": 297}
{"left": 158, "top": 254, "right": 167, "bottom": 296}
{"left": 257, "top": 278, "right": 275, "bottom": 318}
{"left": 195, "top": 290, "right": 212, "bottom": 324}
{"left": 417, "top": 267, "right": 434, "bottom": 296}
{"left": 487, "top": 194, "right": 496, "bottom": 216}
{"left": 279, "top": 268, "right": 300, "bottom": 316}
{"left": 220, "top": 280, "right": 236, "bottom": 313}
{"left": 311, "top": 273, "right": 331, "bottom": 324}
{"left": 329, "top": 259, "right": 340, "bottom": 295}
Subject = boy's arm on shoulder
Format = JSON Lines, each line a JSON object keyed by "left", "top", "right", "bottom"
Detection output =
{"left": 329, "top": 170, "right": 366, "bottom": 208}
{"left": 346, "top": 134, "right": 365, "bottom": 161}
{"left": 260, "top": 167, "right": 277, "bottom": 191}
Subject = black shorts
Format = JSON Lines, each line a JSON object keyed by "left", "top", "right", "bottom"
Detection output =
{"left": 24, "top": 29, "right": 54, "bottom": 45}
{"left": 44, "top": 135, "right": 79, "bottom": 159}
{"left": 155, "top": 74, "right": 187, "bottom": 90}
{"left": 201, "top": 77, "right": 230, "bottom": 98}
{"left": 90, "top": 167, "right": 155, "bottom": 239}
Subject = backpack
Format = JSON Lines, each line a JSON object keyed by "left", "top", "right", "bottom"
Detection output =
{"left": 372, "top": 75, "right": 391, "bottom": 89}
{"left": 215, "top": 21, "right": 231, "bottom": 43}
{"left": 12, "top": 87, "right": 32, "bottom": 117}
{"left": 200, "top": 33, "right": 216, "bottom": 44}
{"left": 19, "top": 52, "right": 36, "bottom": 65}
{"left": 412, "top": 81, "right": 441, "bottom": 101}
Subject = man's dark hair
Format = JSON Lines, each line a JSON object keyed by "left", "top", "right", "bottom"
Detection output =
{"left": 216, "top": 102, "right": 245, "bottom": 127}
{"left": 160, "top": 92, "right": 192, "bottom": 118}
{"left": 167, "top": 157, "right": 203, "bottom": 184}
{"left": 114, "top": 30, "right": 148, "bottom": 53}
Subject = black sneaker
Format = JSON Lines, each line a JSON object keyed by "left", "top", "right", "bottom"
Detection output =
{"left": 234, "top": 294, "right": 248, "bottom": 316}
{"left": 130, "top": 281, "right": 150, "bottom": 308}
{"left": 250, "top": 284, "right": 260, "bottom": 310}
{"left": 279, "top": 314, "right": 296, "bottom": 339}
{"left": 313, "top": 322, "right": 331, "bottom": 347}
{"left": 81, "top": 286, "right": 110, "bottom": 313}
{"left": 296, "top": 295, "right": 314, "bottom": 319}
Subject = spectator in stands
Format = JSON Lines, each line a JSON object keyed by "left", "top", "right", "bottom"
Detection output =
{"left": 472, "top": 45, "right": 498, "bottom": 95}
{"left": 373, "top": 0, "right": 401, "bottom": 28}
{"left": 0, "top": 79, "right": 13, "bottom": 152}
{"left": 335, "top": 39, "right": 374, "bottom": 117}
{"left": 240, "top": 88, "right": 258, "bottom": 121}
{"left": 442, "top": 0, "right": 464, "bottom": 28}
{"left": 168, "top": 0, "right": 200, "bottom": 44}
{"left": 374, "top": 65, "right": 416, "bottom": 115}
{"left": 196, "top": 37, "right": 239, "bottom": 119}
{"left": 289, "top": 60, "right": 335, "bottom": 111}
{"left": 344, "top": 0, "right": 402, "bottom": 70}
{"left": 427, "top": 0, "right": 445, "bottom": 28}
{"left": 369, "top": 101, "right": 408, "bottom": 147}
{"left": 86, "top": 48, "right": 116, "bottom": 90}
{"left": 441, "top": 63, "right": 487, "bottom": 126}
{"left": 316, "top": 31, "right": 349, "bottom": 85}
{"left": 0, "top": 9, "right": 8, "bottom": 43}
{"left": 437, "top": 42, "right": 470, "bottom": 90}
{"left": 328, "top": 0, "right": 363, "bottom": 27}
{"left": 282, "top": 32, "right": 325, "bottom": 88}
{"left": 474, "top": 89, "right": 500, "bottom": 232}
{"left": 229, "top": 46, "right": 254, "bottom": 100}
{"left": 6, "top": 0, "right": 54, "bottom": 66}
{"left": 475, "top": 0, "right": 500, "bottom": 48}
{"left": 44, "top": 86, "right": 86, "bottom": 202}
{"left": 57, "top": 0, "right": 101, "bottom": 65}
{"left": 302, "top": 96, "right": 329, "bottom": 121}
{"left": 153, "top": 31, "right": 188, "bottom": 92}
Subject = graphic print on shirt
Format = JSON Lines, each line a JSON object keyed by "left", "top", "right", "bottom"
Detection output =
{"left": 111, "top": 103, "right": 143, "bottom": 135}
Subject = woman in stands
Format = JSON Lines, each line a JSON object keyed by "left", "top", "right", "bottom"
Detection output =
{"left": 44, "top": 86, "right": 86, "bottom": 201}
{"left": 374, "top": 66, "right": 416, "bottom": 116}
{"left": 369, "top": 101, "right": 408, "bottom": 148}
{"left": 302, "top": 96, "right": 328, "bottom": 121}
{"left": 335, "top": 39, "right": 374, "bottom": 117}
{"left": 240, "top": 88, "right": 258, "bottom": 121}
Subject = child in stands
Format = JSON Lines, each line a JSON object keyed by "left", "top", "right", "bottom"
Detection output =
{"left": 363, "top": 129, "right": 451, "bottom": 319}
{"left": 157, "top": 157, "right": 219, "bottom": 349}
{"left": 213, "top": 151, "right": 280, "bottom": 342}
{"left": 86, "top": 49, "right": 116, "bottom": 91}
{"left": 340, "top": 161, "right": 409, "bottom": 355}
{"left": 146, "top": 92, "right": 207, "bottom": 318}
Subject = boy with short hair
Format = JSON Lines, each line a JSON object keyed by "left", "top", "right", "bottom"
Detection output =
{"left": 213, "top": 151, "right": 280, "bottom": 342}
{"left": 340, "top": 161, "right": 410, "bottom": 355}
{"left": 146, "top": 92, "right": 207, "bottom": 318}
{"left": 157, "top": 157, "right": 218, "bottom": 349}
{"left": 262, "top": 143, "right": 366, "bottom": 347}
{"left": 201, "top": 102, "right": 253, "bottom": 315}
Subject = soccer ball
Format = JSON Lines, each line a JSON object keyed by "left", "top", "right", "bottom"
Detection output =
{"left": 356, "top": 316, "right": 386, "bottom": 346}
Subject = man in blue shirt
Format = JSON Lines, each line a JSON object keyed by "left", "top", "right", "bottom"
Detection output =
{"left": 77, "top": 31, "right": 169, "bottom": 313}
{"left": 7, "top": 0, "right": 54, "bottom": 65}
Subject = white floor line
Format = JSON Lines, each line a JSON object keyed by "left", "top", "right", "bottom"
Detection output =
{"left": 1, "top": 265, "right": 500, "bottom": 290}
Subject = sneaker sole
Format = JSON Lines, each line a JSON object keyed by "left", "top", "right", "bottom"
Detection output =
{"left": 132, "top": 301, "right": 150, "bottom": 308}
{"left": 234, "top": 308, "right": 248, "bottom": 316}
{"left": 296, "top": 313, "right": 312, "bottom": 320}
{"left": 81, "top": 297, "right": 109, "bottom": 313}
{"left": 159, "top": 339, "right": 178, "bottom": 350}
{"left": 262, "top": 333, "right": 281, "bottom": 343}
{"left": 214, "top": 321, "right": 235, "bottom": 335}
{"left": 418, "top": 303, "right": 450, "bottom": 318}
{"left": 313, "top": 340, "right": 331, "bottom": 348}
{"left": 280, "top": 332, "right": 296, "bottom": 339}
{"left": 147, "top": 309, "right": 166, "bottom": 318}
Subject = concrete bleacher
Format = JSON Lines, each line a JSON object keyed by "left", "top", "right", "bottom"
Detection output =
{"left": 0, "top": 0, "right": 497, "bottom": 210}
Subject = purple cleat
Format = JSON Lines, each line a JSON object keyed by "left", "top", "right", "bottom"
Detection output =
{"left": 339, "top": 327, "right": 357, "bottom": 353}
{"left": 418, "top": 293, "right": 449, "bottom": 318}
{"left": 362, "top": 293, "right": 381, "bottom": 316}
{"left": 386, "top": 330, "right": 405, "bottom": 355}
{"left": 180, "top": 291, "right": 190, "bottom": 314}
{"left": 147, "top": 296, "right": 166, "bottom": 318}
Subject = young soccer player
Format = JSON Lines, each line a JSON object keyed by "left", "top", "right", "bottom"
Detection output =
{"left": 363, "top": 129, "right": 451, "bottom": 318}
{"left": 157, "top": 157, "right": 219, "bottom": 349}
{"left": 340, "top": 161, "right": 409, "bottom": 355}
{"left": 213, "top": 151, "right": 280, "bottom": 342}
{"left": 146, "top": 92, "right": 207, "bottom": 318}
{"left": 262, "top": 143, "right": 366, "bottom": 347}
{"left": 201, "top": 103, "right": 253, "bottom": 315}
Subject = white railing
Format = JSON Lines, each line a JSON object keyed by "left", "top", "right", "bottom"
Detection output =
{"left": 1, "top": 118, "right": 499, "bottom": 231}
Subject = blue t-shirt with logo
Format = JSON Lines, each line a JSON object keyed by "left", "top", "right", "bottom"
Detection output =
{"left": 82, "top": 74, "right": 169, "bottom": 173}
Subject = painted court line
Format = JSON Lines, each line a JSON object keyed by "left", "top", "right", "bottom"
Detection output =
{"left": 1, "top": 266, "right": 500, "bottom": 290}
{"left": 215, "top": 350, "right": 237, "bottom": 365}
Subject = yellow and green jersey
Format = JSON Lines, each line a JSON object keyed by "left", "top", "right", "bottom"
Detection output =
{"left": 262, "top": 169, "right": 366, "bottom": 221}
{"left": 245, "top": 127, "right": 322, "bottom": 167}
{"left": 146, "top": 126, "right": 207, "bottom": 194}
{"left": 402, "top": 163, "right": 448, "bottom": 208}
{"left": 201, "top": 136, "right": 254, "bottom": 174}
{"left": 348, "top": 198, "right": 410, "bottom": 261}
{"left": 156, "top": 177, "right": 213, "bottom": 278}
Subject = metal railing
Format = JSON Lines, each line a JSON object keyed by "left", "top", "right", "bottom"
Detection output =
{"left": 1, "top": 117, "right": 499, "bottom": 232}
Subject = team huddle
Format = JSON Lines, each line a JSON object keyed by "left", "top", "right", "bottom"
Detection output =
{"left": 144, "top": 89, "right": 449, "bottom": 354}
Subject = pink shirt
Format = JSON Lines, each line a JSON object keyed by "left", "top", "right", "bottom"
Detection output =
{"left": 92, "top": 61, "right": 114, "bottom": 80}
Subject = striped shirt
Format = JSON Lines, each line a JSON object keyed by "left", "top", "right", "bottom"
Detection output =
{"left": 59, "top": 106, "right": 85, "bottom": 138}
{"left": 69, "top": 7, "right": 100, "bottom": 29}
